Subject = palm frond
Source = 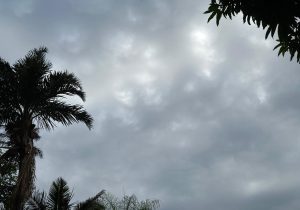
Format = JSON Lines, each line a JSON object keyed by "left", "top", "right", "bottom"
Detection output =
{"left": 74, "top": 190, "right": 106, "bottom": 210}
{"left": 13, "top": 46, "right": 51, "bottom": 79}
{"left": 42, "top": 71, "right": 86, "bottom": 101}
{"left": 47, "top": 177, "right": 73, "bottom": 210}
{"left": 0, "top": 58, "right": 20, "bottom": 125}
{"left": 25, "top": 191, "right": 47, "bottom": 210}
{"left": 13, "top": 47, "right": 52, "bottom": 110}
{"left": 34, "top": 101, "right": 93, "bottom": 130}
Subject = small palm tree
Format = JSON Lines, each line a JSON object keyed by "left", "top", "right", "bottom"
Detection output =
{"left": 26, "top": 177, "right": 105, "bottom": 210}
{"left": 47, "top": 178, "right": 74, "bottom": 210}
{"left": 0, "top": 47, "right": 93, "bottom": 209}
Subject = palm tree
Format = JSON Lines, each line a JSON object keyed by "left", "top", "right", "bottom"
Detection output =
{"left": 47, "top": 178, "right": 74, "bottom": 210}
{"left": 0, "top": 47, "right": 93, "bottom": 209}
{"left": 26, "top": 177, "right": 105, "bottom": 210}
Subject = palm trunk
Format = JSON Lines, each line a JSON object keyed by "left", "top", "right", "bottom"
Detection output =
{"left": 10, "top": 128, "right": 35, "bottom": 210}
{"left": 10, "top": 145, "right": 35, "bottom": 210}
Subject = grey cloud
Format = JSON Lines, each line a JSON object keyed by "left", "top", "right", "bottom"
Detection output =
{"left": 1, "top": 0, "right": 300, "bottom": 210}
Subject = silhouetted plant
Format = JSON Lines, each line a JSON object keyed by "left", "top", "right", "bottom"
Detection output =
{"left": 25, "top": 177, "right": 105, "bottom": 210}
{"left": 25, "top": 190, "right": 47, "bottom": 210}
{"left": 74, "top": 191, "right": 106, "bottom": 210}
{"left": 0, "top": 141, "right": 17, "bottom": 208}
{"left": 26, "top": 177, "right": 159, "bottom": 210}
{"left": 0, "top": 47, "right": 93, "bottom": 209}
{"left": 205, "top": 0, "right": 300, "bottom": 62}
{"left": 47, "top": 178, "right": 74, "bottom": 209}
{"left": 99, "top": 192, "right": 159, "bottom": 210}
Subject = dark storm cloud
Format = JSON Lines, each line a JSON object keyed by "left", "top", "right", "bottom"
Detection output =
{"left": 1, "top": 0, "right": 300, "bottom": 209}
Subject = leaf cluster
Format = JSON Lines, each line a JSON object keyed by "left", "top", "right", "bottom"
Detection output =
{"left": 204, "top": 0, "right": 300, "bottom": 62}
{"left": 0, "top": 47, "right": 93, "bottom": 130}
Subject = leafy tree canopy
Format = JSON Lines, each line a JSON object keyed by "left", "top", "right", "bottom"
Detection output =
{"left": 205, "top": 0, "right": 300, "bottom": 62}
{"left": 0, "top": 147, "right": 17, "bottom": 207}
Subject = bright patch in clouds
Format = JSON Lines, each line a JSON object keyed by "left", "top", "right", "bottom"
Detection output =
{"left": 190, "top": 28, "right": 215, "bottom": 61}
{"left": 135, "top": 72, "right": 155, "bottom": 85}
{"left": 256, "top": 86, "right": 267, "bottom": 103}
{"left": 244, "top": 179, "right": 275, "bottom": 196}
{"left": 115, "top": 90, "right": 135, "bottom": 106}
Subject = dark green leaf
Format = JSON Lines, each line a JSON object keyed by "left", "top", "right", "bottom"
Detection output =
{"left": 265, "top": 26, "right": 272, "bottom": 39}
{"left": 216, "top": 12, "right": 222, "bottom": 26}
{"left": 207, "top": 11, "right": 217, "bottom": 23}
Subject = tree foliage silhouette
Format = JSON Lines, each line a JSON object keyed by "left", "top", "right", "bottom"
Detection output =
{"left": 99, "top": 193, "right": 159, "bottom": 210}
{"left": 0, "top": 47, "right": 93, "bottom": 209}
{"left": 0, "top": 147, "right": 17, "bottom": 207}
{"left": 26, "top": 177, "right": 159, "bottom": 210}
{"left": 204, "top": 0, "right": 300, "bottom": 62}
{"left": 26, "top": 177, "right": 105, "bottom": 210}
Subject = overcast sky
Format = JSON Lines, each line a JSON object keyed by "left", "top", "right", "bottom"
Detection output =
{"left": 1, "top": 0, "right": 300, "bottom": 209}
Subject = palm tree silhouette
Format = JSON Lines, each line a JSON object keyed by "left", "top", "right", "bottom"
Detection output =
{"left": 0, "top": 47, "right": 93, "bottom": 209}
{"left": 26, "top": 177, "right": 105, "bottom": 210}
{"left": 25, "top": 177, "right": 159, "bottom": 210}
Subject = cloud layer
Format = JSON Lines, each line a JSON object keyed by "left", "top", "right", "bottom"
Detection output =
{"left": 1, "top": 0, "right": 300, "bottom": 209}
